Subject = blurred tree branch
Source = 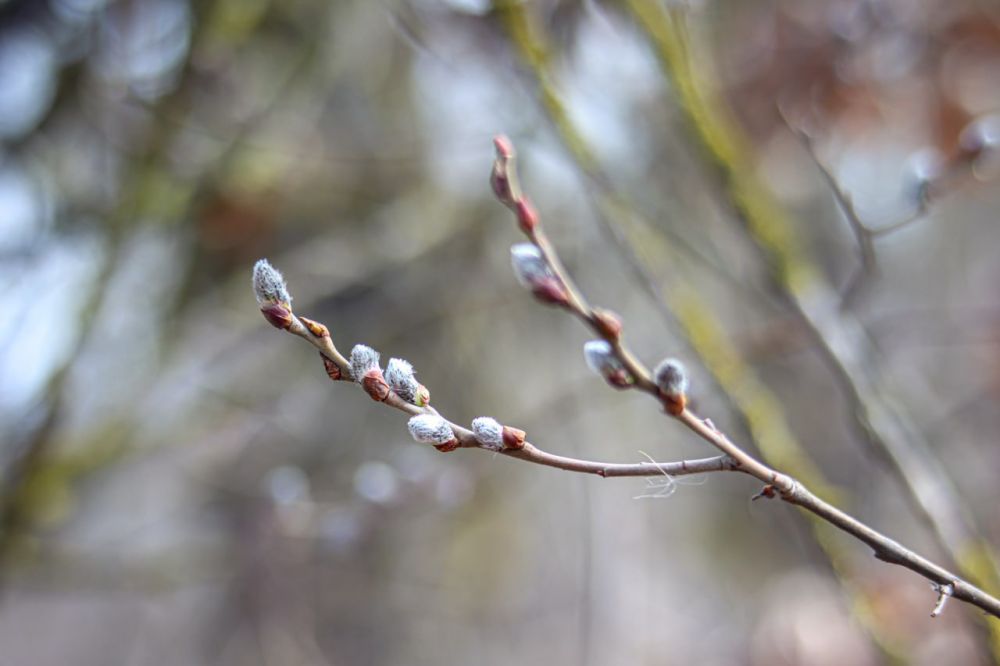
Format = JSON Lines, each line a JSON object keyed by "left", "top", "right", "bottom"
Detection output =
{"left": 622, "top": 0, "right": 1000, "bottom": 655}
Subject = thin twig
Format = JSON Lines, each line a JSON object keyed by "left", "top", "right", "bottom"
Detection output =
{"left": 777, "top": 114, "right": 930, "bottom": 305}
{"left": 285, "top": 312, "right": 736, "bottom": 481}
{"left": 931, "top": 583, "right": 955, "bottom": 618}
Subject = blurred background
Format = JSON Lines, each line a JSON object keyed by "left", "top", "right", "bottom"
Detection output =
{"left": 1, "top": 0, "right": 999, "bottom": 664}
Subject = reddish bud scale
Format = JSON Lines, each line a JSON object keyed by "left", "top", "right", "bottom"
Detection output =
{"left": 501, "top": 426, "right": 526, "bottom": 450}
{"left": 516, "top": 199, "right": 538, "bottom": 233}
{"left": 321, "top": 354, "right": 342, "bottom": 381}
{"left": 532, "top": 277, "right": 570, "bottom": 306}
{"left": 592, "top": 309, "right": 623, "bottom": 340}
{"left": 491, "top": 166, "right": 516, "bottom": 208}
{"left": 434, "top": 439, "right": 460, "bottom": 453}
{"left": 300, "top": 316, "right": 329, "bottom": 338}
{"left": 261, "top": 302, "right": 293, "bottom": 330}
{"left": 606, "top": 369, "right": 632, "bottom": 389}
{"left": 362, "top": 369, "right": 391, "bottom": 402}
{"left": 752, "top": 485, "right": 777, "bottom": 502}
{"left": 662, "top": 393, "right": 687, "bottom": 416}
{"left": 493, "top": 135, "right": 514, "bottom": 159}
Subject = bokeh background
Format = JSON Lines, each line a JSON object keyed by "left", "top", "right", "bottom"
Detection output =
{"left": 1, "top": 0, "right": 999, "bottom": 664}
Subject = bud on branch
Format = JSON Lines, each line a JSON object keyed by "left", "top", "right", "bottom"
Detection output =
{"left": 386, "top": 358, "right": 430, "bottom": 406}
{"left": 583, "top": 340, "right": 632, "bottom": 388}
{"left": 510, "top": 243, "right": 569, "bottom": 306}
{"left": 471, "top": 416, "right": 504, "bottom": 450}
{"left": 408, "top": 414, "right": 459, "bottom": 452}
{"left": 592, "top": 308, "right": 623, "bottom": 341}
{"left": 350, "top": 344, "right": 380, "bottom": 382}
{"left": 253, "top": 259, "right": 294, "bottom": 330}
{"left": 654, "top": 358, "right": 689, "bottom": 415}
{"left": 490, "top": 135, "right": 520, "bottom": 209}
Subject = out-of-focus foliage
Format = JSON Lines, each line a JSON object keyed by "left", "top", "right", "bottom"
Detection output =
{"left": 0, "top": 0, "right": 998, "bottom": 664}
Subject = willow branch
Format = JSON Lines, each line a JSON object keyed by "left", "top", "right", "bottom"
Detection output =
{"left": 251, "top": 140, "right": 1000, "bottom": 620}
{"left": 488, "top": 137, "right": 1000, "bottom": 619}
{"left": 277, "top": 311, "right": 738, "bottom": 482}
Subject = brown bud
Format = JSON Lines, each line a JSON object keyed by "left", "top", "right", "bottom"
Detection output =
{"left": 751, "top": 485, "right": 777, "bottom": 502}
{"left": 321, "top": 354, "right": 342, "bottom": 381}
{"left": 501, "top": 426, "right": 526, "bottom": 450}
{"left": 434, "top": 439, "right": 460, "bottom": 453}
{"left": 592, "top": 308, "right": 622, "bottom": 340}
{"left": 361, "top": 369, "right": 391, "bottom": 402}
{"left": 531, "top": 276, "right": 570, "bottom": 307}
{"left": 662, "top": 393, "right": 687, "bottom": 416}
{"left": 516, "top": 199, "right": 538, "bottom": 234}
{"left": 260, "top": 302, "right": 293, "bottom": 330}
{"left": 300, "top": 316, "right": 329, "bottom": 338}
{"left": 415, "top": 384, "right": 431, "bottom": 407}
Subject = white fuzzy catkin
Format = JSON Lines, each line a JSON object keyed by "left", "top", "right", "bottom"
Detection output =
{"left": 583, "top": 340, "right": 622, "bottom": 375}
{"left": 350, "top": 344, "right": 381, "bottom": 382}
{"left": 510, "top": 243, "right": 552, "bottom": 288}
{"left": 407, "top": 414, "right": 455, "bottom": 445}
{"left": 471, "top": 416, "right": 504, "bottom": 450}
{"left": 653, "top": 358, "right": 689, "bottom": 397}
{"left": 252, "top": 259, "right": 291, "bottom": 305}
{"left": 385, "top": 358, "right": 418, "bottom": 403}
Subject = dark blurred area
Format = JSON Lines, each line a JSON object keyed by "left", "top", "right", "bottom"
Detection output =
{"left": 1, "top": 0, "right": 999, "bottom": 664}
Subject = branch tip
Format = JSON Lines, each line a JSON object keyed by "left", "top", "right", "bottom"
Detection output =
{"left": 252, "top": 258, "right": 292, "bottom": 307}
{"left": 493, "top": 134, "right": 514, "bottom": 160}
{"left": 491, "top": 135, "right": 519, "bottom": 208}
